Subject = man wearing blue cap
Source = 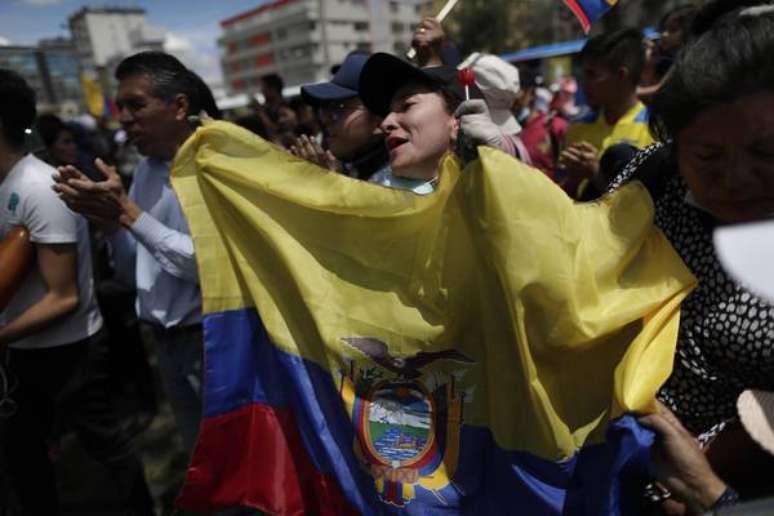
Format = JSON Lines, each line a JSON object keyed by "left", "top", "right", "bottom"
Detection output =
{"left": 296, "top": 51, "right": 389, "bottom": 181}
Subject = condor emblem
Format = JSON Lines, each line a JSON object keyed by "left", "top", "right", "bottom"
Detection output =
{"left": 339, "top": 337, "right": 474, "bottom": 508}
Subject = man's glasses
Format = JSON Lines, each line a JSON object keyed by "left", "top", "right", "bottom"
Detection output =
{"left": 316, "top": 102, "right": 364, "bottom": 123}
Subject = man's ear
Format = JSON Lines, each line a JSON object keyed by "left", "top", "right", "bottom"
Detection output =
{"left": 173, "top": 93, "right": 190, "bottom": 122}
{"left": 617, "top": 66, "right": 630, "bottom": 83}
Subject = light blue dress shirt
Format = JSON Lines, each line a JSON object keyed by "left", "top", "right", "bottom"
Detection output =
{"left": 108, "top": 157, "right": 201, "bottom": 328}
{"left": 369, "top": 168, "right": 436, "bottom": 195}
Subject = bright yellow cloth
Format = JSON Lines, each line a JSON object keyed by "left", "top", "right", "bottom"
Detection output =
{"left": 80, "top": 74, "right": 105, "bottom": 118}
{"left": 564, "top": 101, "right": 654, "bottom": 156}
{"left": 171, "top": 120, "right": 695, "bottom": 461}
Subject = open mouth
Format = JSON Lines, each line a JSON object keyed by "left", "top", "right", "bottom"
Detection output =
{"left": 386, "top": 136, "right": 408, "bottom": 152}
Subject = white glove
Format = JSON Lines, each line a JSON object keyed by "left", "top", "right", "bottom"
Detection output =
{"left": 454, "top": 99, "right": 504, "bottom": 149}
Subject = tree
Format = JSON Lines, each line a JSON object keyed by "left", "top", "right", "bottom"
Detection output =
{"left": 436, "top": 0, "right": 559, "bottom": 56}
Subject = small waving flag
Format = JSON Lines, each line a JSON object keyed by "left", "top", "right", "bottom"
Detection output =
{"left": 564, "top": 0, "right": 618, "bottom": 33}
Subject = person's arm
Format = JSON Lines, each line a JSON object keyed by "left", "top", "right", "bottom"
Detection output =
{"left": 558, "top": 141, "right": 600, "bottom": 181}
{"left": 639, "top": 402, "right": 731, "bottom": 516}
{"left": 0, "top": 243, "right": 79, "bottom": 347}
{"left": 54, "top": 159, "right": 198, "bottom": 284}
{"left": 127, "top": 212, "right": 199, "bottom": 284}
{"left": 454, "top": 100, "right": 533, "bottom": 164}
{"left": 412, "top": 17, "right": 446, "bottom": 67}
{"left": 499, "top": 134, "right": 533, "bottom": 165}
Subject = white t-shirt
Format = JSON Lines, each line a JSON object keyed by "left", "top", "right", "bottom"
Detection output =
{"left": 0, "top": 154, "right": 103, "bottom": 349}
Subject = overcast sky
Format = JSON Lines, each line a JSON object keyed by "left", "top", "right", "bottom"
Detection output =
{"left": 0, "top": 0, "right": 269, "bottom": 84}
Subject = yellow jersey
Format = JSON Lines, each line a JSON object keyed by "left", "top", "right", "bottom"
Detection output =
{"left": 564, "top": 101, "right": 654, "bottom": 156}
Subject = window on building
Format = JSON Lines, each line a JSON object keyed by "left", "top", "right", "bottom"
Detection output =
{"left": 391, "top": 22, "right": 404, "bottom": 34}
{"left": 276, "top": 27, "right": 287, "bottom": 40}
{"left": 256, "top": 52, "right": 274, "bottom": 67}
{"left": 353, "top": 21, "right": 369, "bottom": 32}
{"left": 356, "top": 42, "right": 372, "bottom": 52}
{"left": 250, "top": 33, "right": 271, "bottom": 47}
{"left": 390, "top": 1, "right": 399, "bottom": 13}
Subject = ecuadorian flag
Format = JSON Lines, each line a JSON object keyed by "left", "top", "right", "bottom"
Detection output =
{"left": 564, "top": 0, "right": 618, "bottom": 33}
{"left": 170, "top": 120, "right": 695, "bottom": 515}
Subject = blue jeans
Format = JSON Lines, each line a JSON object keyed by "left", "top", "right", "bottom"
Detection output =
{"left": 141, "top": 323, "right": 203, "bottom": 455}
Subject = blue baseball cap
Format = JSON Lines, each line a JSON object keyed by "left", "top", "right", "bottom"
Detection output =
{"left": 301, "top": 51, "right": 370, "bottom": 106}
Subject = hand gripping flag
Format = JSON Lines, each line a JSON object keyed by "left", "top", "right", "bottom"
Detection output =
{"left": 170, "top": 120, "right": 695, "bottom": 515}
{"left": 564, "top": 0, "right": 619, "bottom": 33}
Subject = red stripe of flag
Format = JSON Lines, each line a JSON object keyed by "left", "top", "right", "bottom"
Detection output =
{"left": 177, "top": 403, "right": 359, "bottom": 515}
{"left": 563, "top": 0, "right": 593, "bottom": 33}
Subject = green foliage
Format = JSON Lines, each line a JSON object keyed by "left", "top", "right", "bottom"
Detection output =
{"left": 434, "top": 0, "right": 715, "bottom": 57}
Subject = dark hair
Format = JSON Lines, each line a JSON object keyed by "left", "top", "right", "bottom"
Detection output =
{"left": 650, "top": 5, "right": 774, "bottom": 142}
{"left": 187, "top": 69, "right": 222, "bottom": 120}
{"left": 580, "top": 28, "right": 646, "bottom": 85}
{"left": 518, "top": 68, "right": 541, "bottom": 90}
{"left": 116, "top": 51, "right": 219, "bottom": 118}
{"left": 438, "top": 87, "right": 462, "bottom": 115}
{"left": 660, "top": 5, "right": 698, "bottom": 35}
{"left": 235, "top": 114, "right": 272, "bottom": 140}
{"left": 690, "top": 0, "right": 770, "bottom": 37}
{"left": 261, "top": 73, "right": 284, "bottom": 94}
{"left": 0, "top": 69, "right": 36, "bottom": 149}
{"left": 36, "top": 114, "right": 71, "bottom": 148}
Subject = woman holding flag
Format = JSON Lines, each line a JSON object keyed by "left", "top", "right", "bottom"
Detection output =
{"left": 607, "top": 2, "right": 774, "bottom": 511}
{"left": 143, "top": 45, "right": 697, "bottom": 513}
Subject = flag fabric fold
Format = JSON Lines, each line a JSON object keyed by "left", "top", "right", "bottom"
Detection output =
{"left": 170, "top": 120, "right": 695, "bottom": 515}
{"left": 564, "top": 0, "right": 618, "bottom": 33}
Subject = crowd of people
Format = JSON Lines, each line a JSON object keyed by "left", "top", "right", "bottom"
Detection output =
{"left": 0, "top": 0, "right": 773, "bottom": 514}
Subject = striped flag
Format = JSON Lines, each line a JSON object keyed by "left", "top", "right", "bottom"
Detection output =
{"left": 564, "top": 0, "right": 619, "bottom": 33}
{"left": 171, "top": 120, "right": 695, "bottom": 515}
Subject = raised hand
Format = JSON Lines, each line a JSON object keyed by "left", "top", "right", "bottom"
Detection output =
{"left": 411, "top": 17, "right": 445, "bottom": 67}
{"left": 289, "top": 135, "right": 341, "bottom": 172}
{"left": 53, "top": 158, "right": 141, "bottom": 228}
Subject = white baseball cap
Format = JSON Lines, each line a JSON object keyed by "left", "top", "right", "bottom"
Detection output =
{"left": 468, "top": 54, "right": 522, "bottom": 135}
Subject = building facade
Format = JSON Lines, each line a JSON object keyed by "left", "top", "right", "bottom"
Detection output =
{"left": 0, "top": 40, "right": 83, "bottom": 113}
{"left": 38, "top": 38, "right": 83, "bottom": 108}
{"left": 68, "top": 6, "right": 165, "bottom": 72}
{"left": 219, "top": 0, "right": 433, "bottom": 94}
{"left": 0, "top": 46, "right": 46, "bottom": 103}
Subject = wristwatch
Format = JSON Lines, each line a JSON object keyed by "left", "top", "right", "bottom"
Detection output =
{"left": 710, "top": 486, "right": 740, "bottom": 510}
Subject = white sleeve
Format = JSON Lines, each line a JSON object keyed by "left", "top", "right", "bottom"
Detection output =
{"left": 129, "top": 212, "right": 199, "bottom": 284}
{"left": 22, "top": 181, "right": 78, "bottom": 245}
